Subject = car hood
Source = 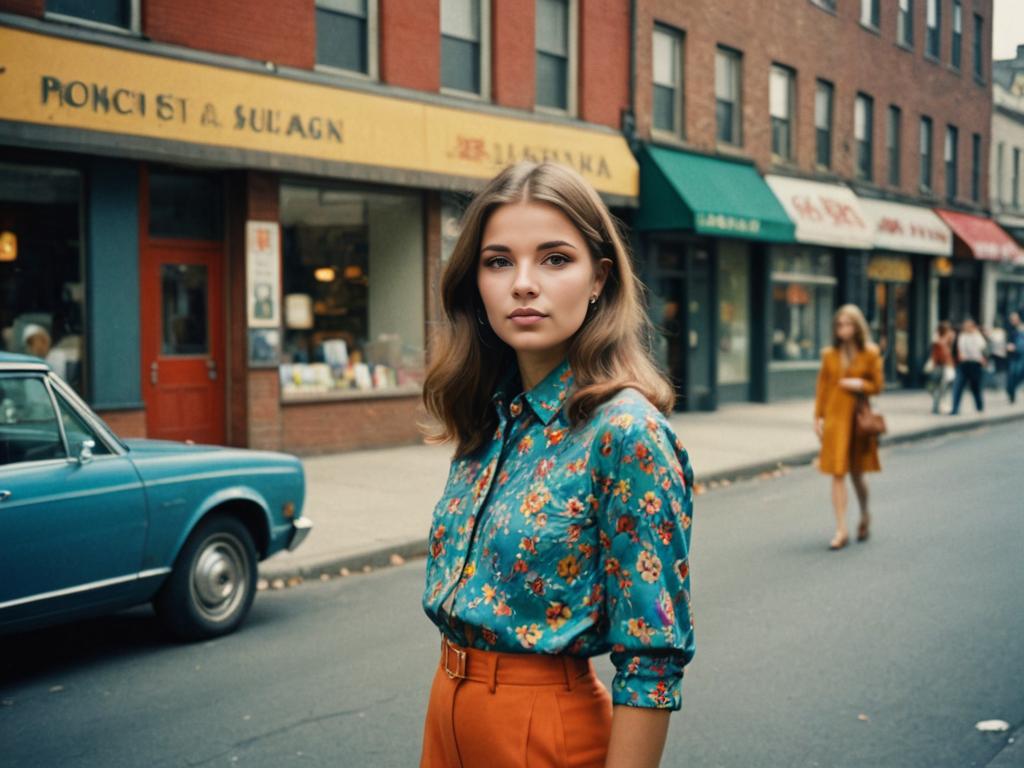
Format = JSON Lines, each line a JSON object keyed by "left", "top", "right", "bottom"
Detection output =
{"left": 123, "top": 438, "right": 227, "bottom": 456}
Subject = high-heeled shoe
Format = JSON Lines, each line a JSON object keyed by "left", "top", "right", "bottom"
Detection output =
{"left": 829, "top": 531, "right": 849, "bottom": 550}
{"left": 857, "top": 518, "right": 870, "bottom": 542}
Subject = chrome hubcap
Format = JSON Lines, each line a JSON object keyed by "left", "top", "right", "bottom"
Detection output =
{"left": 190, "top": 534, "right": 248, "bottom": 622}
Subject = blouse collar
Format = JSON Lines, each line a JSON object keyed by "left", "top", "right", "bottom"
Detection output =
{"left": 492, "top": 357, "right": 575, "bottom": 426}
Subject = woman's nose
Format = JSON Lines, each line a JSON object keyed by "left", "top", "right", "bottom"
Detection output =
{"left": 511, "top": 266, "right": 539, "bottom": 298}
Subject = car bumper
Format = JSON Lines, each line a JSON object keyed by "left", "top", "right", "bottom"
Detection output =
{"left": 287, "top": 517, "right": 313, "bottom": 551}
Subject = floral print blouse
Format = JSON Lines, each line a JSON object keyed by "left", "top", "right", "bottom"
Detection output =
{"left": 422, "top": 358, "right": 695, "bottom": 710}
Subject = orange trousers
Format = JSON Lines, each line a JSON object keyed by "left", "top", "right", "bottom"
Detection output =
{"left": 420, "top": 636, "right": 613, "bottom": 767}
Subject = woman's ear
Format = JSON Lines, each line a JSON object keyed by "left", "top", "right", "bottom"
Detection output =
{"left": 593, "top": 257, "right": 613, "bottom": 296}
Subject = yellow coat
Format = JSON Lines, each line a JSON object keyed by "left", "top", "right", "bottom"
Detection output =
{"left": 814, "top": 345, "right": 884, "bottom": 476}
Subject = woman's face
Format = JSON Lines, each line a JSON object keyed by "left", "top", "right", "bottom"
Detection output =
{"left": 835, "top": 314, "right": 856, "bottom": 342}
{"left": 477, "top": 200, "right": 610, "bottom": 359}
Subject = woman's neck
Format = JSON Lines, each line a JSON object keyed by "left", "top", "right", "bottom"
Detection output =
{"left": 516, "top": 345, "right": 569, "bottom": 391}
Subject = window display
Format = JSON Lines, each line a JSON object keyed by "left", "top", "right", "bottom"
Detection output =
{"left": 0, "top": 163, "right": 85, "bottom": 393}
{"left": 278, "top": 183, "right": 425, "bottom": 400}
{"left": 770, "top": 246, "right": 837, "bottom": 365}
{"left": 717, "top": 242, "right": 749, "bottom": 384}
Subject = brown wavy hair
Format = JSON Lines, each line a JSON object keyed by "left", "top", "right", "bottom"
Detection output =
{"left": 421, "top": 162, "right": 674, "bottom": 459}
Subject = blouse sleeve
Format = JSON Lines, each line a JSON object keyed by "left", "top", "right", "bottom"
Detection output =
{"left": 594, "top": 410, "right": 695, "bottom": 710}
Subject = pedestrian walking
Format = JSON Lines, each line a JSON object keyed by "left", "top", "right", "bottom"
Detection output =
{"left": 418, "top": 162, "right": 695, "bottom": 768}
{"left": 1005, "top": 311, "right": 1024, "bottom": 404}
{"left": 985, "top": 322, "right": 1008, "bottom": 392}
{"left": 813, "top": 305, "right": 884, "bottom": 551}
{"left": 925, "top": 321, "right": 956, "bottom": 414}
{"left": 950, "top": 317, "right": 987, "bottom": 415}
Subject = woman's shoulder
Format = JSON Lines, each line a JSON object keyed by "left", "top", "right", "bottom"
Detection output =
{"left": 590, "top": 388, "right": 684, "bottom": 451}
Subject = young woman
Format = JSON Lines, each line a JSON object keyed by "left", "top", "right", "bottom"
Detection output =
{"left": 926, "top": 321, "right": 955, "bottom": 414}
{"left": 419, "top": 162, "right": 695, "bottom": 768}
{"left": 813, "top": 305, "right": 883, "bottom": 550}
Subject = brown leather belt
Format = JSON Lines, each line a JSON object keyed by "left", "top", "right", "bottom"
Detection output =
{"left": 440, "top": 635, "right": 591, "bottom": 691}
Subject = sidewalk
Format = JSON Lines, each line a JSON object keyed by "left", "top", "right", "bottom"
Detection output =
{"left": 260, "top": 387, "right": 1023, "bottom": 580}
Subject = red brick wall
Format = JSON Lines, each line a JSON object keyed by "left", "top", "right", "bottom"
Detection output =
{"left": 97, "top": 408, "right": 147, "bottom": 439}
{"left": 579, "top": 0, "right": 630, "bottom": 128}
{"left": 0, "top": 0, "right": 42, "bottom": 16}
{"left": 144, "top": 0, "right": 314, "bottom": 69}
{"left": 635, "top": 0, "right": 993, "bottom": 209}
{"left": 282, "top": 396, "right": 426, "bottom": 454}
{"left": 492, "top": 0, "right": 535, "bottom": 110}
{"left": 380, "top": 0, "right": 440, "bottom": 91}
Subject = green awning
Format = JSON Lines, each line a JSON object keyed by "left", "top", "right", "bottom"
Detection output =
{"left": 636, "top": 145, "right": 795, "bottom": 242}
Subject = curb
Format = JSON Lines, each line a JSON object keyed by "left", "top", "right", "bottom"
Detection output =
{"left": 258, "top": 411, "right": 1024, "bottom": 583}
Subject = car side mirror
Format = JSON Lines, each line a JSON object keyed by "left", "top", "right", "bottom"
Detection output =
{"left": 77, "top": 439, "right": 95, "bottom": 465}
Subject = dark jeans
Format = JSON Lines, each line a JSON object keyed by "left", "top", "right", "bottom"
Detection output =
{"left": 1009, "top": 356, "right": 1024, "bottom": 403}
{"left": 951, "top": 361, "right": 984, "bottom": 414}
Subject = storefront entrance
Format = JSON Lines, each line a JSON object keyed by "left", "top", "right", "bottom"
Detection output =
{"left": 139, "top": 167, "right": 226, "bottom": 445}
{"left": 649, "top": 241, "right": 715, "bottom": 411}
{"left": 867, "top": 255, "right": 913, "bottom": 385}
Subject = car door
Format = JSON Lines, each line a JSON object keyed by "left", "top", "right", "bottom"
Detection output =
{"left": 0, "top": 373, "right": 148, "bottom": 625}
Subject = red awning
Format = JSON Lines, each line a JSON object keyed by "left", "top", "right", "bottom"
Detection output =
{"left": 935, "top": 209, "right": 1024, "bottom": 264}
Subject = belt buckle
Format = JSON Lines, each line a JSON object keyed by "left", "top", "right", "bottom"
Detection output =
{"left": 442, "top": 637, "right": 467, "bottom": 680}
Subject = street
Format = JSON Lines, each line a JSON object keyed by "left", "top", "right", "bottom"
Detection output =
{"left": 1, "top": 422, "right": 1022, "bottom": 768}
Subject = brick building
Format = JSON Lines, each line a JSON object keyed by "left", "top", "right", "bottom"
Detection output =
{"left": 0, "top": 0, "right": 637, "bottom": 452}
{"left": 627, "top": 0, "right": 1013, "bottom": 406}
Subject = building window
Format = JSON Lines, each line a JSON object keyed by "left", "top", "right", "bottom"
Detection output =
{"left": 535, "top": 0, "right": 574, "bottom": 112}
{"left": 1014, "top": 148, "right": 1022, "bottom": 209}
{"left": 770, "top": 248, "right": 836, "bottom": 365}
{"left": 951, "top": 0, "right": 962, "bottom": 69}
{"left": 316, "top": 0, "right": 376, "bottom": 77}
{"left": 717, "top": 242, "right": 749, "bottom": 385}
{"left": 945, "top": 125, "right": 959, "bottom": 201}
{"left": 46, "top": 0, "right": 136, "bottom": 32}
{"left": 898, "top": 0, "right": 914, "bottom": 47}
{"left": 855, "top": 93, "right": 874, "bottom": 181}
{"left": 279, "top": 184, "right": 425, "bottom": 401}
{"left": 997, "top": 142, "right": 1005, "bottom": 204}
{"left": 920, "top": 116, "right": 934, "bottom": 192}
{"left": 812, "top": 0, "right": 837, "bottom": 11}
{"left": 770, "top": 65, "right": 795, "bottom": 161}
{"left": 0, "top": 163, "right": 85, "bottom": 395}
{"left": 860, "top": 0, "right": 880, "bottom": 28}
{"left": 652, "top": 24, "right": 684, "bottom": 136}
{"left": 887, "top": 106, "right": 902, "bottom": 186}
{"left": 815, "top": 80, "right": 834, "bottom": 169}
{"left": 442, "top": 0, "right": 487, "bottom": 96}
{"left": 926, "top": 0, "right": 941, "bottom": 58}
{"left": 973, "top": 14, "right": 984, "bottom": 80}
{"left": 970, "top": 133, "right": 981, "bottom": 202}
{"left": 715, "top": 46, "right": 742, "bottom": 146}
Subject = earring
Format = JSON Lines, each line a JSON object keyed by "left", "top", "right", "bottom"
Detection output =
{"left": 589, "top": 295, "right": 598, "bottom": 305}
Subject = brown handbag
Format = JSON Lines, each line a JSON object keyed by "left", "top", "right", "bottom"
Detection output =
{"left": 854, "top": 395, "right": 887, "bottom": 437}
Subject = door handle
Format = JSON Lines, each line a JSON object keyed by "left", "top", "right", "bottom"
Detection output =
{"left": 206, "top": 359, "right": 218, "bottom": 381}
{"left": 0, "top": 490, "right": 11, "bottom": 502}
{"left": 150, "top": 361, "right": 159, "bottom": 385}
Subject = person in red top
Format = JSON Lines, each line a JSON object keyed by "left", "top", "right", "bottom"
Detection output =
{"left": 926, "top": 321, "right": 955, "bottom": 414}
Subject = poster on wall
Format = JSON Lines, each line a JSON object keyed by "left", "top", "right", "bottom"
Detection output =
{"left": 246, "top": 220, "right": 281, "bottom": 328}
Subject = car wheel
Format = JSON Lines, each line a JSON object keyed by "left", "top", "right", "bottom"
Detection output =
{"left": 154, "top": 515, "right": 258, "bottom": 641}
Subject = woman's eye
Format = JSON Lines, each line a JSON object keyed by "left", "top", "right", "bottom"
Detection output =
{"left": 485, "top": 256, "right": 512, "bottom": 268}
{"left": 545, "top": 253, "right": 570, "bottom": 266}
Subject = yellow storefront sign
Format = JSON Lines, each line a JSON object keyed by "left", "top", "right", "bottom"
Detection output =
{"left": 0, "top": 26, "right": 637, "bottom": 198}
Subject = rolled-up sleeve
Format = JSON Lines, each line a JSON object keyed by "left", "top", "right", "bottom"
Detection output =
{"left": 595, "top": 412, "right": 695, "bottom": 710}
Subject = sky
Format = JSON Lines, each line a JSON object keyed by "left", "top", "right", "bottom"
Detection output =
{"left": 992, "top": 0, "right": 1024, "bottom": 60}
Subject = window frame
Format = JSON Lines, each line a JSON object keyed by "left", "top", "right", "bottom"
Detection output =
{"left": 441, "top": 0, "right": 492, "bottom": 99}
{"left": 715, "top": 45, "right": 743, "bottom": 147}
{"left": 854, "top": 93, "right": 874, "bottom": 182}
{"left": 951, "top": 0, "right": 963, "bottom": 70}
{"left": 44, "top": 0, "right": 141, "bottom": 35}
{"left": 1014, "top": 148, "right": 1022, "bottom": 210}
{"left": 814, "top": 79, "right": 834, "bottom": 170}
{"left": 651, "top": 23, "right": 685, "bottom": 139}
{"left": 972, "top": 13, "right": 984, "bottom": 81}
{"left": 314, "top": 0, "right": 380, "bottom": 81}
{"left": 997, "top": 141, "right": 1005, "bottom": 205}
{"left": 925, "top": 0, "right": 941, "bottom": 60}
{"left": 887, "top": 105, "right": 902, "bottom": 187}
{"left": 534, "top": 0, "right": 579, "bottom": 116}
{"left": 920, "top": 115, "right": 934, "bottom": 193}
{"left": 897, "top": 0, "right": 915, "bottom": 48}
{"left": 770, "top": 64, "right": 796, "bottom": 163}
{"left": 970, "top": 132, "right": 981, "bottom": 203}
{"left": 945, "top": 124, "right": 959, "bottom": 202}
{"left": 860, "top": 0, "right": 880, "bottom": 30}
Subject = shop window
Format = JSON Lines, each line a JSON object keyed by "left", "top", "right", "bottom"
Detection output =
{"left": 148, "top": 169, "right": 223, "bottom": 240}
{"left": 854, "top": 93, "right": 873, "bottom": 181}
{"left": 442, "top": 0, "right": 488, "bottom": 96}
{"left": 535, "top": 0, "right": 575, "bottom": 113}
{"left": 919, "top": 116, "right": 933, "bottom": 192}
{"left": 815, "top": 80, "right": 833, "bottom": 170}
{"left": 887, "top": 105, "right": 902, "bottom": 186}
{"left": 316, "top": 0, "right": 377, "bottom": 78}
{"left": 945, "top": 125, "right": 959, "bottom": 202}
{"left": 925, "top": 0, "right": 941, "bottom": 59}
{"left": 715, "top": 46, "right": 742, "bottom": 146}
{"left": 279, "top": 184, "right": 424, "bottom": 400}
{"left": 770, "top": 65, "right": 795, "bottom": 162}
{"left": 717, "top": 242, "right": 749, "bottom": 385}
{"left": 897, "top": 0, "right": 914, "bottom": 47}
{"left": 770, "top": 248, "right": 836, "bottom": 365}
{"left": 652, "top": 24, "right": 685, "bottom": 137}
{"left": 0, "top": 163, "right": 84, "bottom": 395}
{"left": 46, "top": 0, "right": 136, "bottom": 32}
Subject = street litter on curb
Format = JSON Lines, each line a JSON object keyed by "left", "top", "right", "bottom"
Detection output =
{"left": 975, "top": 720, "right": 1010, "bottom": 732}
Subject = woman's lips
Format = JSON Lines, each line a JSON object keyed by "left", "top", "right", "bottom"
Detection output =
{"left": 509, "top": 314, "right": 546, "bottom": 326}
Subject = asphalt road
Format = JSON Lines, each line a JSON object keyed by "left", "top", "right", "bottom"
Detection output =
{"left": 2, "top": 422, "right": 1022, "bottom": 768}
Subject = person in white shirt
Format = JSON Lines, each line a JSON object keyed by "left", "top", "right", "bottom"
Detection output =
{"left": 950, "top": 318, "right": 987, "bottom": 415}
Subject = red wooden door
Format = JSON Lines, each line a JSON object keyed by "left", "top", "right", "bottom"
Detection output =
{"left": 140, "top": 177, "right": 226, "bottom": 446}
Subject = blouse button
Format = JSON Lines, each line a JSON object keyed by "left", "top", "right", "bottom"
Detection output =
{"left": 509, "top": 400, "right": 523, "bottom": 417}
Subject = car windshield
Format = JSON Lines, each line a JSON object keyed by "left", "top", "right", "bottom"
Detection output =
{"left": 46, "top": 374, "right": 129, "bottom": 452}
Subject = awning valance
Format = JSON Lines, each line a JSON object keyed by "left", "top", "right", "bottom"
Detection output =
{"left": 764, "top": 175, "right": 873, "bottom": 249}
{"left": 935, "top": 209, "right": 1024, "bottom": 264}
{"left": 636, "top": 146, "right": 794, "bottom": 241}
{"left": 858, "top": 198, "right": 953, "bottom": 256}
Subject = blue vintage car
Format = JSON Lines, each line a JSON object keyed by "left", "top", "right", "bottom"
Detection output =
{"left": 0, "top": 352, "right": 311, "bottom": 639}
